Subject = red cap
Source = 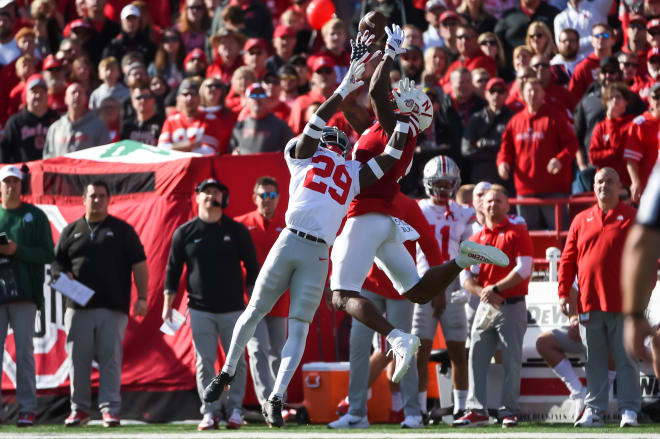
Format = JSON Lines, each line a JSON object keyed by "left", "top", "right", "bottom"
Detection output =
{"left": 485, "top": 77, "right": 507, "bottom": 91}
{"left": 184, "top": 48, "right": 207, "bottom": 66}
{"left": 243, "top": 37, "right": 269, "bottom": 53}
{"left": 629, "top": 13, "right": 647, "bottom": 25}
{"left": 42, "top": 54, "right": 63, "bottom": 70}
{"left": 308, "top": 55, "right": 335, "bottom": 73}
{"left": 273, "top": 25, "right": 296, "bottom": 39}
{"left": 648, "top": 47, "right": 660, "bottom": 60}
{"left": 439, "top": 10, "right": 461, "bottom": 23}
{"left": 69, "top": 18, "right": 92, "bottom": 31}
{"left": 648, "top": 18, "right": 660, "bottom": 30}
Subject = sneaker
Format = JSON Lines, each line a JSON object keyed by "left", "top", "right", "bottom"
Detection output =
{"left": 226, "top": 408, "right": 243, "bottom": 429}
{"left": 64, "top": 410, "right": 90, "bottom": 427}
{"left": 400, "top": 415, "right": 424, "bottom": 428}
{"left": 262, "top": 396, "right": 284, "bottom": 428}
{"left": 203, "top": 371, "right": 234, "bottom": 403}
{"left": 501, "top": 415, "right": 518, "bottom": 428}
{"left": 620, "top": 409, "right": 638, "bottom": 428}
{"left": 387, "top": 408, "right": 404, "bottom": 424}
{"left": 336, "top": 397, "right": 349, "bottom": 416}
{"left": 573, "top": 397, "right": 586, "bottom": 423}
{"left": 452, "top": 410, "right": 489, "bottom": 427}
{"left": 453, "top": 409, "right": 466, "bottom": 420}
{"left": 198, "top": 413, "right": 219, "bottom": 431}
{"left": 102, "top": 412, "right": 120, "bottom": 428}
{"left": 574, "top": 407, "right": 604, "bottom": 427}
{"left": 17, "top": 412, "right": 35, "bottom": 427}
{"left": 388, "top": 330, "right": 421, "bottom": 383}
{"left": 327, "top": 413, "right": 370, "bottom": 429}
{"left": 457, "top": 240, "right": 509, "bottom": 268}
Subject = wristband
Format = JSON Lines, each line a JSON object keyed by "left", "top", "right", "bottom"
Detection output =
{"left": 492, "top": 285, "right": 500, "bottom": 294}
{"left": 384, "top": 145, "right": 402, "bottom": 159}
{"left": 367, "top": 158, "right": 384, "bottom": 178}
{"left": 303, "top": 124, "right": 322, "bottom": 139}
{"left": 309, "top": 114, "right": 326, "bottom": 129}
{"left": 394, "top": 121, "right": 409, "bottom": 133}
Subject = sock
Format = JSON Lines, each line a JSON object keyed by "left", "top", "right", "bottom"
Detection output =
{"left": 608, "top": 370, "right": 616, "bottom": 396}
{"left": 454, "top": 389, "right": 468, "bottom": 412}
{"left": 418, "top": 391, "right": 427, "bottom": 413}
{"left": 391, "top": 391, "right": 403, "bottom": 411}
{"left": 552, "top": 358, "right": 585, "bottom": 398}
{"left": 222, "top": 306, "right": 266, "bottom": 375}
{"left": 269, "top": 319, "right": 310, "bottom": 400}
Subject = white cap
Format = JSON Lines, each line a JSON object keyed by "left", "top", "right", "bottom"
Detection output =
{"left": 120, "top": 4, "right": 141, "bottom": 20}
{"left": 0, "top": 165, "right": 22, "bottom": 181}
{"left": 472, "top": 181, "right": 492, "bottom": 198}
{"left": 0, "top": 0, "right": 16, "bottom": 9}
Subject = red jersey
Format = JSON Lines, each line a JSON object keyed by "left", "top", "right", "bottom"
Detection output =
{"left": 158, "top": 111, "right": 229, "bottom": 155}
{"left": 442, "top": 53, "right": 497, "bottom": 87}
{"left": 568, "top": 53, "right": 601, "bottom": 101}
{"left": 235, "top": 209, "right": 290, "bottom": 317}
{"left": 497, "top": 104, "right": 579, "bottom": 195}
{"left": 558, "top": 202, "right": 636, "bottom": 313}
{"left": 347, "top": 121, "right": 419, "bottom": 219}
{"left": 631, "top": 75, "right": 659, "bottom": 104}
{"left": 362, "top": 192, "right": 442, "bottom": 300}
{"left": 470, "top": 217, "right": 533, "bottom": 298}
{"left": 589, "top": 115, "right": 634, "bottom": 187}
{"left": 623, "top": 111, "right": 660, "bottom": 192}
{"left": 206, "top": 57, "right": 243, "bottom": 85}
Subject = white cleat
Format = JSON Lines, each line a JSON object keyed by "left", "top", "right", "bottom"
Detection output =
{"left": 328, "top": 414, "right": 370, "bottom": 429}
{"left": 388, "top": 330, "right": 421, "bottom": 383}
{"left": 573, "top": 396, "right": 585, "bottom": 423}
{"left": 620, "top": 409, "right": 638, "bottom": 427}
{"left": 574, "top": 407, "right": 604, "bottom": 428}
{"left": 457, "top": 240, "right": 509, "bottom": 268}
{"left": 400, "top": 415, "right": 424, "bottom": 428}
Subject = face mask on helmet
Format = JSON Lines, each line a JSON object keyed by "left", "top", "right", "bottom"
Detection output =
{"left": 422, "top": 155, "right": 461, "bottom": 200}
{"left": 319, "top": 126, "right": 349, "bottom": 157}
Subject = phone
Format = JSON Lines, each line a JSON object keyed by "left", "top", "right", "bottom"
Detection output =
{"left": 0, "top": 233, "right": 8, "bottom": 245}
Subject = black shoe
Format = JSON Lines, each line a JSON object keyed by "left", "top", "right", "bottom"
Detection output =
{"left": 453, "top": 409, "right": 466, "bottom": 420}
{"left": 203, "top": 371, "right": 234, "bottom": 402}
{"left": 262, "top": 396, "right": 284, "bottom": 428}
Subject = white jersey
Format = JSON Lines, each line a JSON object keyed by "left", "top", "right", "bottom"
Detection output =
{"left": 284, "top": 138, "right": 361, "bottom": 245}
{"left": 416, "top": 198, "right": 476, "bottom": 275}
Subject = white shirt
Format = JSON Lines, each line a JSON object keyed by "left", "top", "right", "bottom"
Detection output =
{"left": 550, "top": 52, "right": 585, "bottom": 78}
{"left": 284, "top": 138, "right": 361, "bottom": 245}
{"left": 554, "top": 0, "right": 613, "bottom": 58}
{"left": 423, "top": 26, "right": 444, "bottom": 52}
{"left": 0, "top": 39, "right": 20, "bottom": 66}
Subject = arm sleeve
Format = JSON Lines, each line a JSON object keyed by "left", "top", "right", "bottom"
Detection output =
{"left": 122, "top": 223, "right": 147, "bottom": 265}
{"left": 588, "top": 121, "right": 612, "bottom": 166}
{"left": 237, "top": 223, "right": 259, "bottom": 288}
{"left": 157, "top": 119, "right": 173, "bottom": 149}
{"left": 13, "top": 209, "right": 55, "bottom": 265}
{"left": 512, "top": 255, "right": 533, "bottom": 279}
{"left": 623, "top": 122, "right": 643, "bottom": 163}
{"left": 163, "top": 227, "right": 185, "bottom": 294}
{"left": 558, "top": 219, "right": 579, "bottom": 298}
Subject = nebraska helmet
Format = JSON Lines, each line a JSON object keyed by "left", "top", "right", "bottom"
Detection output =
{"left": 423, "top": 155, "right": 461, "bottom": 199}
{"left": 414, "top": 88, "right": 434, "bottom": 131}
{"left": 319, "top": 126, "right": 350, "bottom": 157}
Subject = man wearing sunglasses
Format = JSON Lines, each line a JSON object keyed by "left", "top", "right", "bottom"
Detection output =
{"left": 569, "top": 23, "right": 615, "bottom": 101}
{"left": 553, "top": 0, "right": 612, "bottom": 58}
{"left": 120, "top": 85, "right": 163, "bottom": 145}
{"left": 443, "top": 23, "right": 497, "bottom": 90}
{"left": 631, "top": 47, "right": 660, "bottom": 104}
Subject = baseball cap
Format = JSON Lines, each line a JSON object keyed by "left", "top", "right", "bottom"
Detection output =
{"left": 42, "top": 54, "right": 63, "bottom": 70}
{"left": 426, "top": 0, "right": 446, "bottom": 10}
{"left": 245, "top": 83, "right": 267, "bottom": 98}
{"left": 244, "top": 37, "right": 269, "bottom": 53}
{"left": 309, "top": 55, "right": 335, "bottom": 73}
{"left": 277, "top": 64, "right": 298, "bottom": 78}
{"left": 26, "top": 74, "right": 46, "bottom": 90}
{"left": 120, "top": 4, "right": 141, "bottom": 20}
{"left": 472, "top": 181, "right": 492, "bottom": 198}
{"left": 273, "top": 25, "right": 296, "bottom": 39}
{"left": 629, "top": 13, "right": 647, "bottom": 26}
{"left": 126, "top": 61, "right": 145, "bottom": 75}
{"left": 599, "top": 55, "right": 619, "bottom": 70}
{"left": 648, "top": 47, "right": 660, "bottom": 60}
{"left": 178, "top": 78, "right": 200, "bottom": 95}
{"left": 486, "top": 77, "right": 507, "bottom": 91}
{"left": 289, "top": 54, "right": 307, "bottom": 66}
{"left": 647, "top": 18, "right": 660, "bottom": 30}
{"left": 0, "top": 165, "right": 22, "bottom": 182}
{"left": 211, "top": 28, "right": 245, "bottom": 46}
{"left": 440, "top": 10, "right": 461, "bottom": 23}
{"left": 69, "top": 18, "right": 93, "bottom": 31}
{"left": 184, "top": 48, "right": 207, "bottom": 66}
{"left": 262, "top": 70, "right": 279, "bottom": 83}
{"left": 14, "top": 27, "right": 35, "bottom": 41}
{"left": 196, "top": 178, "right": 223, "bottom": 193}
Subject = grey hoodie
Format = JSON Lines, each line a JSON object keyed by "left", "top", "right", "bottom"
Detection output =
{"left": 43, "top": 111, "right": 111, "bottom": 159}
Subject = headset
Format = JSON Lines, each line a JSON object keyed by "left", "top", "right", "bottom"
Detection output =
{"left": 196, "top": 179, "right": 230, "bottom": 208}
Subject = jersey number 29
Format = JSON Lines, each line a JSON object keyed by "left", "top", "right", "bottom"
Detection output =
{"left": 303, "top": 156, "right": 352, "bottom": 205}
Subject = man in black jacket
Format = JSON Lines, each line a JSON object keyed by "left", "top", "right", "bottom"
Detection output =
{"left": 163, "top": 178, "right": 259, "bottom": 431}
{"left": 102, "top": 5, "right": 156, "bottom": 66}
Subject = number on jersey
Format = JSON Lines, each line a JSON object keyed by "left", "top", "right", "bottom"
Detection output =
{"left": 302, "top": 155, "right": 353, "bottom": 205}
{"left": 432, "top": 224, "right": 450, "bottom": 263}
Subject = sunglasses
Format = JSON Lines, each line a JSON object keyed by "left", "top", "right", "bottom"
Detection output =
{"left": 650, "top": 58, "right": 660, "bottom": 64}
{"left": 249, "top": 92, "right": 267, "bottom": 99}
{"left": 279, "top": 74, "right": 297, "bottom": 80}
{"left": 620, "top": 61, "right": 637, "bottom": 68}
{"left": 489, "top": 88, "right": 507, "bottom": 94}
{"left": 162, "top": 36, "right": 179, "bottom": 43}
{"left": 316, "top": 67, "right": 334, "bottom": 74}
{"left": 531, "top": 62, "right": 550, "bottom": 69}
{"left": 264, "top": 78, "right": 280, "bottom": 85}
{"left": 442, "top": 20, "right": 458, "bottom": 27}
{"left": 480, "top": 40, "right": 497, "bottom": 46}
{"left": 206, "top": 83, "right": 224, "bottom": 89}
{"left": 456, "top": 34, "right": 472, "bottom": 40}
{"left": 592, "top": 32, "right": 610, "bottom": 39}
{"left": 529, "top": 33, "right": 545, "bottom": 39}
{"left": 257, "top": 191, "right": 278, "bottom": 199}
{"left": 133, "top": 94, "right": 153, "bottom": 100}
{"left": 247, "top": 50, "right": 264, "bottom": 56}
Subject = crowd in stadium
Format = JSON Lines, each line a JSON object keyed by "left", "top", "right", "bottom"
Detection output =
{"left": 0, "top": 0, "right": 659, "bottom": 431}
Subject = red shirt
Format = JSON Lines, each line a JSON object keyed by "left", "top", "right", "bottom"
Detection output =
{"left": 235, "top": 209, "right": 290, "bottom": 317}
{"left": 442, "top": 52, "right": 497, "bottom": 88}
{"left": 286, "top": 89, "right": 355, "bottom": 140}
{"left": 158, "top": 111, "right": 230, "bottom": 154}
{"left": 347, "top": 121, "right": 418, "bottom": 219}
{"left": 623, "top": 111, "right": 660, "bottom": 192}
{"left": 7, "top": 80, "right": 25, "bottom": 118}
{"left": 308, "top": 49, "right": 350, "bottom": 81}
{"left": 497, "top": 103, "right": 579, "bottom": 195}
{"left": 206, "top": 58, "right": 243, "bottom": 85}
{"left": 238, "top": 100, "right": 290, "bottom": 122}
{"left": 558, "top": 202, "right": 636, "bottom": 313}
{"left": 505, "top": 82, "right": 575, "bottom": 119}
{"left": 589, "top": 115, "right": 634, "bottom": 187}
{"left": 632, "top": 75, "right": 659, "bottom": 104}
{"left": 470, "top": 217, "right": 533, "bottom": 298}
{"left": 568, "top": 53, "right": 601, "bottom": 102}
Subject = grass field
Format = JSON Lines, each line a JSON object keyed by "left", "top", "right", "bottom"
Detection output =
{"left": 3, "top": 422, "right": 660, "bottom": 439}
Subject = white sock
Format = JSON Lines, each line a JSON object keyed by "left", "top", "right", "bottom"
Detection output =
{"left": 552, "top": 358, "right": 585, "bottom": 398}
{"left": 222, "top": 306, "right": 265, "bottom": 375}
{"left": 391, "top": 391, "right": 403, "bottom": 411}
{"left": 418, "top": 391, "right": 427, "bottom": 413}
{"left": 269, "top": 319, "right": 309, "bottom": 400}
{"left": 454, "top": 389, "right": 468, "bottom": 411}
{"left": 608, "top": 370, "right": 616, "bottom": 396}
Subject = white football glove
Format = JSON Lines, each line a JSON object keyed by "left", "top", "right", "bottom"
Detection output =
{"left": 336, "top": 52, "right": 368, "bottom": 99}
{"left": 391, "top": 77, "right": 416, "bottom": 116}
{"left": 384, "top": 24, "right": 406, "bottom": 60}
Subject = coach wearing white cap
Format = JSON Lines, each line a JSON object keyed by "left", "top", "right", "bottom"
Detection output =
{"left": 101, "top": 3, "right": 156, "bottom": 66}
{"left": 0, "top": 165, "right": 54, "bottom": 427}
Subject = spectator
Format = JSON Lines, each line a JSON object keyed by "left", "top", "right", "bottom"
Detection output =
{"left": 68, "top": 19, "right": 95, "bottom": 57}
{"left": 558, "top": 167, "right": 640, "bottom": 428}
{"left": 199, "top": 77, "right": 235, "bottom": 146}
{"left": 622, "top": 15, "right": 648, "bottom": 76}
{"left": 158, "top": 78, "right": 228, "bottom": 154}
{"left": 478, "top": 32, "right": 512, "bottom": 81}
{"left": 89, "top": 56, "right": 129, "bottom": 111}
{"left": 279, "top": 8, "right": 311, "bottom": 56}
{"left": 97, "top": 96, "right": 120, "bottom": 141}
{"left": 7, "top": 54, "right": 37, "bottom": 117}
{"left": 530, "top": 53, "right": 575, "bottom": 115}
{"left": 525, "top": 21, "right": 556, "bottom": 58}
{"left": 266, "top": 25, "right": 296, "bottom": 74}
{"left": 15, "top": 27, "right": 41, "bottom": 61}
{"left": 443, "top": 23, "right": 497, "bottom": 89}
{"left": 54, "top": 181, "right": 148, "bottom": 428}
{"left": 102, "top": 4, "right": 156, "bottom": 66}
{"left": 0, "top": 165, "right": 54, "bottom": 427}
{"left": 400, "top": 45, "right": 424, "bottom": 83}
{"left": 649, "top": 18, "right": 660, "bottom": 50}
{"left": 1, "top": 75, "right": 59, "bottom": 162}
{"left": 178, "top": 0, "right": 211, "bottom": 53}
{"left": 422, "top": 46, "right": 450, "bottom": 87}
{"left": 423, "top": 0, "right": 448, "bottom": 50}
{"left": 0, "top": 6, "right": 19, "bottom": 66}
{"left": 512, "top": 44, "right": 532, "bottom": 72}
{"left": 225, "top": 65, "right": 256, "bottom": 114}
{"left": 230, "top": 83, "right": 293, "bottom": 154}
{"left": 550, "top": 28, "right": 582, "bottom": 78}
{"left": 259, "top": 70, "right": 290, "bottom": 120}
{"left": 554, "top": 0, "right": 613, "bottom": 58}
{"left": 472, "top": 67, "right": 490, "bottom": 97}
{"left": 450, "top": 66, "right": 486, "bottom": 133}
{"left": 624, "top": 83, "right": 660, "bottom": 204}
{"left": 183, "top": 47, "right": 208, "bottom": 79}
{"left": 83, "top": 0, "right": 120, "bottom": 65}
{"left": 462, "top": 77, "right": 514, "bottom": 186}
{"left": 211, "top": 0, "right": 273, "bottom": 43}
{"left": 505, "top": 64, "right": 534, "bottom": 113}
{"left": 438, "top": 10, "right": 463, "bottom": 58}
{"left": 633, "top": 48, "right": 660, "bottom": 102}
{"left": 148, "top": 28, "right": 185, "bottom": 90}
{"left": 457, "top": 0, "right": 497, "bottom": 35}
{"left": 289, "top": 53, "right": 310, "bottom": 94}
{"left": 234, "top": 176, "right": 289, "bottom": 411}
{"left": 70, "top": 55, "right": 98, "bottom": 95}
{"left": 497, "top": 79, "right": 578, "bottom": 230}
{"left": 57, "top": 38, "right": 82, "bottom": 74}
{"left": 287, "top": 55, "right": 337, "bottom": 134}
{"left": 454, "top": 186, "right": 533, "bottom": 428}
{"left": 310, "top": 18, "right": 350, "bottom": 81}
{"left": 403, "top": 24, "right": 424, "bottom": 49}
{"left": 206, "top": 28, "right": 244, "bottom": 84}
{"left": 494, "top": 0, "right": 560, "bottom": 63}
{"left": 42, "top": 54, "right": 67, "bottom": 114}
{"left": 242, "top": 37, "right": 269, "bottom": 80}
{"left": 569, "top": 23, "right": 615, "bottom": 101}
{"left": 121, "top": 60, "right": 150, "bottom": 118}
{"left": 149, "top": 74, "right": 169, "bottom": 110}
{"left": 277, "top": 64, "right": 299, "bottom": 105}
{"left": 163, "top": 178, "right": 258, "bottom": 430}
{"left": 43, "top": 83, "right": 111, "bottom": 158}
{"left": 619, "top": 52, "right": 643, "bottom": 89}
{"left": 120, "top": 84, "right": 163, "bottom": 145}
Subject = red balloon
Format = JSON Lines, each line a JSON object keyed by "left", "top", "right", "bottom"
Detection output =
{"left": 306, "top": 0, "right": 336, "bottom": 30}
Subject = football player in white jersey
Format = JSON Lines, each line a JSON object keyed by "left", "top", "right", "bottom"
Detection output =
{"left": 413, "top": 156, "right": 475, "bottom": 419}
{"left": 202, "top": 47, "right": 419, "bottom": 427}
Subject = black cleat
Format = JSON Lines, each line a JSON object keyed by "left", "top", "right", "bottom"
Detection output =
{"left": 262, "top": 396, "right": 284, "bottom": 428}
{"left": 203, "top": 371, "right": 234, "bottom": 402}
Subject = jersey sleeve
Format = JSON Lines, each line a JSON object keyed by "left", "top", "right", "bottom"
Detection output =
{"left": 623, "top": 116, "right": 645, "bottom": 163}
{"left": 283, "top": 136, "right": 312, "bottom": 171}
{"left": 637, "top": 164, "right": 660, "bottom": 230}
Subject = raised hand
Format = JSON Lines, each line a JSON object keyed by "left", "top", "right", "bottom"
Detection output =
{"left": 350, "top": 30, "right": 375, "bottom": 63}
{"left": 391, "top": 77, "right": 417, "bottom": 115}
{"left": 336, "top": 52, "right": 369, "bottom": 99}
{"left": 384, "top": 24, "right": 406, "bottom": 60}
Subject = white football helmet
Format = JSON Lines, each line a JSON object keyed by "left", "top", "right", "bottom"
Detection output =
{"left": 414, "top": 88, "right": 434, "bottom": 131}
{"left": 423, "top": 155, "right": 461, "bottom": 200}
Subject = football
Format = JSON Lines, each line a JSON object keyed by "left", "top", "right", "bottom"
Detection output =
{"left": 358, "top": 11, "right": 387, "bottom": 42}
